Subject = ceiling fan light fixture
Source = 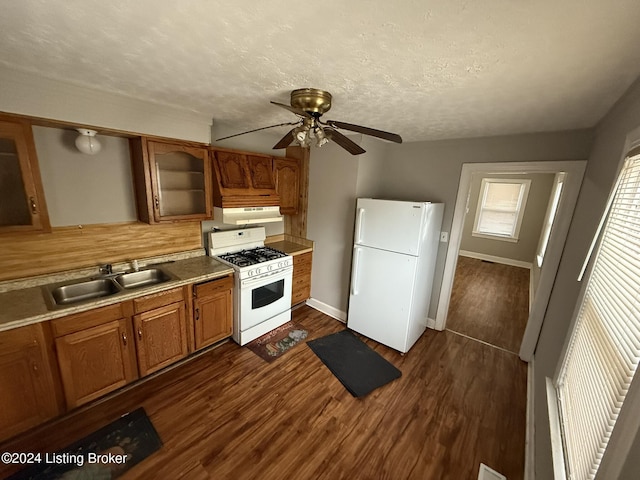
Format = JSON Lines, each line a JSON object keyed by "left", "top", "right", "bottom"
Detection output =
{"left": 315, "top": 128, "right": 329, "bottom": 147}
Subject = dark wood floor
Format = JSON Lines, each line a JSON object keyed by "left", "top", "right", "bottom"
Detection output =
{"left": 1, "top": 305, "right": 527, "bottom": 480}
{"left": 447, "top": 256, "right": 530, "bottom": 353}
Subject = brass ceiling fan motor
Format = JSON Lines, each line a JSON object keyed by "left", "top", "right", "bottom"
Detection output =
{"left": 216, "top": 88, "right": 402, "bottom": 155}
{"left": 290, "top": 88, "right": 332, "bottom": 115}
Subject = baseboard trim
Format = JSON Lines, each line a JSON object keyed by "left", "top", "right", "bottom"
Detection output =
{"left": 306, "top": 298, "right": 347, "bottom": 323}
{"left": 427, "top": 317, "right": 437, "bottom": 330}
{"left": 459, "top": 250, "right": 533, "bottom": 269}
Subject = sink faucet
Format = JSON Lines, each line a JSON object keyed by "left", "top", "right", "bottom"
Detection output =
{"left": 99, "top": 264, "right": 113, "bottom": 275}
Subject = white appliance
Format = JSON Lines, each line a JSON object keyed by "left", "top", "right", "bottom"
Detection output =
{"left": 213, "top": 205, "right": 283, "bottom": 225}
{"left": 347, "top": 198, "right": 444, "bottom": 353}
{"left": 208, "top": 227, "right": 293, "bottom": 345}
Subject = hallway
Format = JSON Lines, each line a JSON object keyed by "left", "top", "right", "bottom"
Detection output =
{"left": 446, "top": 256, "right": 530, "bottom": 354}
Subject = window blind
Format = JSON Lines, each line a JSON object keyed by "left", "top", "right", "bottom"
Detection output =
{"left": 474, "top": 179, "right": 530, "bottom": 238}
{"left": 556, "top": 153, "right": 640, "bottom": 480}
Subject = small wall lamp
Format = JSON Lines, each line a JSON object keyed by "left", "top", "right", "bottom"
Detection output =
{"left": 75, "top": 129, "right": 102, "bottom": 155}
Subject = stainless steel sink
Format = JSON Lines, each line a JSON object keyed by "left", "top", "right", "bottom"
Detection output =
{"left": 48, "top": 278, "right": 121, "bottom": 306}
{"left": 114, "top": 268, "right": 175, "bottom": 289}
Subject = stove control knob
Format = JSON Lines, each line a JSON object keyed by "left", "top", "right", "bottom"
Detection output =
{"left": 256, "top": 267, "right": 262, "bottom": 275}
{"left": 248, "top": 270, "right": 253, "bottom": 277}
{"left": 268, "top": 264, "right": 273, "bottom": 271}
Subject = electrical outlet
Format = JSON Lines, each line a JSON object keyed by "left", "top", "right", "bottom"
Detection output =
{"left": 440, "top": 232, "right": 449, "bottom": 243}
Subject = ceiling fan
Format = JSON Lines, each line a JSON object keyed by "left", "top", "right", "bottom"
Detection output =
{"left": 216, "top": 88, "right": 403, "bottom": 155}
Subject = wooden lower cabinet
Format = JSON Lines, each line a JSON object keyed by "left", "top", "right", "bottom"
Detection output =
{"left": 193, "top": 275, "right": 233, "bottom": 350}
{"left": 0, "top": 323, "right": 61, "bottom": 442}
{"left": 292, "top": 252, "right": 312, "bottom": 306}
{"left": 133, "top": 301, "right": 188, "bottom": 376}
{"left": 55, "top": 318, "right": 137, "bottom": 409}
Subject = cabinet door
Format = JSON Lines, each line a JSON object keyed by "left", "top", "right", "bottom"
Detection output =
{"left": 194, "top": 278, "right": 233, "bottom": 350}
{"left": 274, "top": 157, "right": 300, "bottom": 215}
{"left": 247, "top": 155, "right": 275, "bottom": 190}
{"left": 55, "top": 318, "right": 137, "bottom": 409}
{"left": 214, "top": 150, "right": 250, "bottom": 189}
{"left": 146, "top": 140, "right": 212, "bottom": 222}
{"left": 0, "top": 118, "right": 50, "bottom": 232}
{"left": 134, "top": 301, "right": 188, "bottom": 377}
{"left": 0, "top": 324, "right": 60, "bottom": 442}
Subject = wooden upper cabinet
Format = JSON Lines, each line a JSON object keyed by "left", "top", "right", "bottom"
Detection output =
{"left": 273, "top": 157, "right": 300, "bottom": 215}
{"left": 215, "top": 150, "right": 250, "bottom": 189}
{"left": 211, "top": 148, "right": 279, "bottom": 208}
{"left": 0, "top": 117, "right": 50, "bottom": 233}
{"left": 130, "top": 137, "right": 212, "bottom": 223}
{"left": 247, "top": 155, "right": 276, "bottom": 190}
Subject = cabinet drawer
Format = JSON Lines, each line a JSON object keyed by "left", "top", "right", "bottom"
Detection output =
{"left": 194, "top": 275, "right": 234, "bottom": 298}
{"left": 293, "top": 252, "right": 312, "bottom": 266}
{"left": 291, "top": 285, "right": 311, "bottom": 305}
{"left": 51, "top": 303, "right": 126, "bottom": 337}
{"left": 133, "top": 287, "right": 185, "bottom": 313}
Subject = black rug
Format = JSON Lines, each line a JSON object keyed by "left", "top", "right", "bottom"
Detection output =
{"left": 9, "top": 407, "right": 162, "bottom": 480}
{"left": 307, "top": 330, "right": 402, "bottom": 397}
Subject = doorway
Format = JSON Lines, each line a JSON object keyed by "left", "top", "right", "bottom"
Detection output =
{"left": 435, "top": 161, "right": 587, "bottom": 361}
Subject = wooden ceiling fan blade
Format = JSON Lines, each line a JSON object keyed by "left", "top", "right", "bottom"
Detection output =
{"left": 270, "top": 101, "right": 312, "bottom": 118}
{"left": 273, "top": 128, "right": 297, "bottom": 149}
{"left": 215, "top": 122, "right": 298, "bottom": 142}
{"left": 326, "top": 120, "right": 402, "bottom": 143}
{"left": 325, "top": 128, "right": 366, "bottom": 155}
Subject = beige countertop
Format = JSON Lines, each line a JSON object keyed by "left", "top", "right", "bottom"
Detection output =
{"left": 0, "top": 254, "right": 234, "bottom": 333}
{"left": 266, "top": 235, "right": 314, "bottom": 256}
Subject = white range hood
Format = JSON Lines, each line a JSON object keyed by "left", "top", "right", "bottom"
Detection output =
{"left": 213, "top": 206, "right": 283, "bottom": 225}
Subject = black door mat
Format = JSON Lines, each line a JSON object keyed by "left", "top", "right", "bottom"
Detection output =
{"left": 8, "top": 407, "right": 162, "bottom": 480}
{"left": 307, "top": 330, "right": 402, "bottom": 397}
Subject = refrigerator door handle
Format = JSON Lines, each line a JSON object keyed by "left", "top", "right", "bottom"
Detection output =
{"left": 351, "top": 247, "right": 361, "bottom": 295}
{"left": 355, "top": 208, "right": 365, "bottom": 244}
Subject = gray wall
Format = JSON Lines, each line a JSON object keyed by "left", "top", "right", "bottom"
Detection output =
{"left": 362, "top": 131, "right": 594, "bottom": 319}
{"left": 306, "top": 136, "right": 387, "bottom": 315}
{"left": 460, "top": 172, "right": 555, "bottom": 263}
{"left": 33, "top": 126, "right": 137, "bottom": 226}
{"left": 533, "top": 77, "right": 640, "bottom": 479}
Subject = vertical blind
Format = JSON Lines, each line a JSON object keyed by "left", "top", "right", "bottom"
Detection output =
{"left": 556, "top": 152, "right": 640, "bottom": 479}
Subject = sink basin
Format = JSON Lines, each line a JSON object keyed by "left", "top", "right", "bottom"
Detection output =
{"left": 49, "top": 278, "right": 120, "bottom": 306}
{"left": 114, "top": 268, "right": 174, "bottom": 289}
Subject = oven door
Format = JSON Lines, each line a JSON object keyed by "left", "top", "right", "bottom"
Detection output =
{"left": 239, "top": 267, "right": 293, "bottom": 331}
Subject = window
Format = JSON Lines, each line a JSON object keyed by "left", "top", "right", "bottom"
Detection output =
{"left": 555, "top": 152, "right": 640, "bottom": 479}
{"left": 536, "top": 173, "right": 565, "bottom": 267}
{"left": 472, "top": 178, "right": 531, "bottom": 241}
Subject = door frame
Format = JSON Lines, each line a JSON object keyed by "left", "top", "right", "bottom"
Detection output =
{"left": 434, "top": 160, "right": 587, "bottom": 361}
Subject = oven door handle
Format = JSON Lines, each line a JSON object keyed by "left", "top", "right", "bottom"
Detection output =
{"left": 241, "top": 267, "right": 292, "bottom": 288}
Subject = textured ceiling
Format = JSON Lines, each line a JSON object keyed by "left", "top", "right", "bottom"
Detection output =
{"left": 1, "top": 0, "right": 640, "bottom": 143}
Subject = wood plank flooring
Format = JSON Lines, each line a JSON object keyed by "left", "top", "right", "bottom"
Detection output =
{"left": 447, "top": 256, "right": 530, "bottom": 353}
{"left": 0, "top": 306, "right": 527, "bottom": 480}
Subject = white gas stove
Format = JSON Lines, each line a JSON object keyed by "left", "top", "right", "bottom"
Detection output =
{"left": 208, "top": 227, "right": 293, "bottom": 345}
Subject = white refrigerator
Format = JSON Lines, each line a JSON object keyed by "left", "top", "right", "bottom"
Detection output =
{"left": 347, "top": 198, "right": 444, "bottom": 353}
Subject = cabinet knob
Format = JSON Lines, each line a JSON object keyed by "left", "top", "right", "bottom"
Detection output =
{"left": 195, "top": 308, "right": 200, "bottom": 321}
{"left": 138, "top": 328, "right": 143, "bottom": 340}
{"left": 122, "top": 332, "right": 128, "bottom": 346}
{"left": 154, "top": 196, "right": 159, "bottom": 208}
{"left": 29, "top": 196, "right": 37, "bottom": 214}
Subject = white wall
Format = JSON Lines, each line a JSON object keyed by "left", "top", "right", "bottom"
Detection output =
{"left": 0, "top": 67, "right": 212, "bottom": 143}
{"left": 33, "top": 126, "right": 137, "bottom": 226}
{"left": 533, "top": 77, "right": 640, "bottom": 480}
